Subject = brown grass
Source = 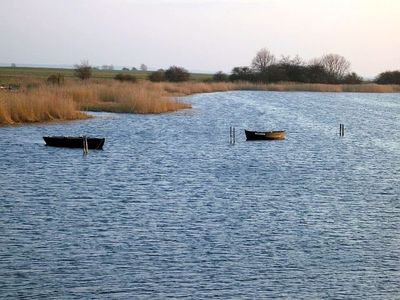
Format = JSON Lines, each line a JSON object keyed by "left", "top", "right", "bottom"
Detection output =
{"left": 66, "top": 81, "right": 192, "bottom": 114}
{"left": 234, "top": 82, "right": 400, "bottom": 93}
{"left": 0, "top": 87, "right": 87, "bottom": 125}
{"left": 1, "top": 80, "right": 399, "bottom": 126}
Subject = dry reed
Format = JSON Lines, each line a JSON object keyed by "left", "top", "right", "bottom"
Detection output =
{"left": 1, "top": 80, "right": 399, "bottom": 126}
{"left": 0, "top": 87, "right": 87, "bottom": 125}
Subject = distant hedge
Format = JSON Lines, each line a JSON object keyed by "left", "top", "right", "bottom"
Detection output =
{"left": 114, "top": 73, "right": 137, "bottom": 83}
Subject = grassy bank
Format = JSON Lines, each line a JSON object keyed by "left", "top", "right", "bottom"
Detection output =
{"left": 0, "top": 66, "right": 212, "bottom": 86}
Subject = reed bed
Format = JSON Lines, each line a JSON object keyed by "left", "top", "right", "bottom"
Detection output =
{"left": 231, "top": 82, "right": 400, "bottom": 93}
{"left": 152, "top": 81, "right": 400, "bottom": 95}
{"left": 1, "top": 80, "right": 399, "bottom": 126}
{"left": 67, "top": 81, "right": 192, "bottom": 114}
{"left": 0, "top": 87, "right": 87, "bottom": 125}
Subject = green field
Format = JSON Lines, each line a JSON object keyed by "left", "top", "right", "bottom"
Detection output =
{"left": 0, "top": 66, "right": 212, "bottom": 85}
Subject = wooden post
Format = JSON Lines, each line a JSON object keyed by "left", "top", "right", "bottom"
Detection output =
{"left": 339, "top": 124, "right": 345, "bottom": 137}
{"left": 230, "top": 126, "right": 236, "bottom": 144}
{"left": 83, "top": 136, "right": 89, "bottom": 154}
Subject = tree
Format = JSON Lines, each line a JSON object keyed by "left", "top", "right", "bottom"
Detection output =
{"left": 251, "top": 48, "right": 276, "bottom": 72}
{"left": 148, "top": 69, "right": 166, "bottom": 82}
{"left": 342, "top": 72, "right": 363, "bottom": 84}
{"left": 305, "top": 63, "right": 333, "bottom": 83}
{"left": 140, "top": 64, "right": 148, "bottom": 71}
{"left": 165, "top": 66, "right": 190, "bottom": 82}
{"left": 230, "top": 66, "right": 255, "bottom": 81}
{"left": 318, "top": 54, "right": 351, "bottom": 81}
{"left": 74, "top": 60, "right": 92, "bottom": 80}
{"left": 274, "top": 55, "right": 306, "bottom": 83}
{"left": 212, "top": 71, "right": 229, "bottom": 82}
{"left": 375, "top": 71, "right": 400, "bottom": 84}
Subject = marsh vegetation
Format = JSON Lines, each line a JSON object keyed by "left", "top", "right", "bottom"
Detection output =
{"left": 1, "top": 50, "right": 399, "bottom": 126}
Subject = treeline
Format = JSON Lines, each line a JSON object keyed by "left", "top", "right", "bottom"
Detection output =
{"left": 68, "top": 52, "right": 400, "bottom": 85}
{"left": 224, "top": 49, "right": 362, "bottom": 84}
{"left": 375, "top": 71, "right": 400, "bottom": 85}
{"left": 213, "top": 48, "right": 399, "bottom": 85}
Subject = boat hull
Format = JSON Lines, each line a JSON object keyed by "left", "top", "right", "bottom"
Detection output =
{"left": 245, "top": 130, "right": 286, "bottom": 140}
{"left": 43, "top": 136, "right": 105, "bottom": 150}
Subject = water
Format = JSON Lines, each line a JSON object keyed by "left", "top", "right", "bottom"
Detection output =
{"left": 1, "top": 91, "right": 399, "bottom": 299}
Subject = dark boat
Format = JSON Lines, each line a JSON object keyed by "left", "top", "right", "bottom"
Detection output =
{"left": 43, "top": 136, "right": 105, "bottom": 150}
{"left": 245, "top": 130, "right": 286, "bottom": 140}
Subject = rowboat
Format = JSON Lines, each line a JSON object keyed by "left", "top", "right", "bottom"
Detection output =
{"left": 245, "top": 130, "right": 286, "bottom": 140}
{"left": 43, "top": 136, "right": 105, "bottom": 150}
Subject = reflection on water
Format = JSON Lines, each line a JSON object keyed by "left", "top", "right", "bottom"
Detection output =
{"left": 1, "top": 91, "right": 399, "bottom": 299}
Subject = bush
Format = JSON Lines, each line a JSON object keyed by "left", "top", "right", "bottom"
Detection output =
{"left": 114, "top": 73, "right": 137, "bottom": 83}
{"left": 375, "top": 71, "right": 400, "bottom": 84}
{"left": 165, "top": 66, "right": 190, "bottom": 82}
{"left": 229, "top": 67, "right": 255, "bottom": 82}
{"left": 74, "top": 61, "right": 92, "bottom": 80}
{"left": 148, "top": 69, "right": 166, "bottom": 82}
{"left": 212, "top": 71, "right": 229, "bottom": 82}
{"left": 342, "top": 72, "right": 363, "bottom": 84}
{"left": 47, "top": 74, "right": 64, "bottom": 85}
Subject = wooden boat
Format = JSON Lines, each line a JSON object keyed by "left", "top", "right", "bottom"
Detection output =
{"left": 43, "top": 136, "right": 105, "bottom": 150}
{"left": 245, "top": 130, "right": 286, "bottom": 140}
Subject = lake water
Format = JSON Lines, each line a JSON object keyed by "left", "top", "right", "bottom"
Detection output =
{"left": 1, "top": 91, "right": 399, "bottom": 299}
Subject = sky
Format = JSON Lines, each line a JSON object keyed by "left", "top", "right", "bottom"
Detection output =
{"left": 1, "top": 0, "right": 399, "bottom": 77}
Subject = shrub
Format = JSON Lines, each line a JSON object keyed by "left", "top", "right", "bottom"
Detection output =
{"left": 114, "top": 73, "right": 137, "bottom": 83}
{"left": 212, "top": 71, "right": 229, "bottom": 82}
{"left": 165, "top": 66, "right": 190, "bottom": 82}
{"left": 342, "top": 72, "right": 363, "bottom": 84}
{"left": 47, "top": 74, "right": 64, "bottom": 85}
{"left": 148, "top": 69, "right": 166, "bottom": 82}
{"left": 74, "top": 60, "right": 92, "bottom": 80}
{"left": 230, "top": 67, "right": 255, "bottom": 82}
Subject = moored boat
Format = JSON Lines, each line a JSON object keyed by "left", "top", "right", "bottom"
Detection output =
{"left": 43, "top": 136, "right": 105, "bottom": 150}
{"left": 245, "top": 130, "right": 286, "bottom": 140}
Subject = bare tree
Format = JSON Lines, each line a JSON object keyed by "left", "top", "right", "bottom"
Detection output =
{"left": 319, "top": 54, "right": 350, "bottom": 80}
{"left": 74, "top": 60, "right": 92, "bottom": 80}
{"left": 279, "top": 54, "right": 304, "bottom": 66}
{"left": 251, "top": 48, "right": 276, "bottom": 72}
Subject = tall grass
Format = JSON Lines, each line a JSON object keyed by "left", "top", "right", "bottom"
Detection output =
{"left": 67, "top": 81, "right": 192, "bottom": 114}
{"left": 1, "top": 80, "right": 399, "bottom": 126}
{"left": 0, "top": 87, "right": 87, "bottom": 125}
{"left": 232, "top": 82, "right": 400, "bottom": 93}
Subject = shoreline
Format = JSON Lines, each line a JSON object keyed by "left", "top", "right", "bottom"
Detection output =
{"left": 1, "top": 81, "right": 399, "bottom": 126}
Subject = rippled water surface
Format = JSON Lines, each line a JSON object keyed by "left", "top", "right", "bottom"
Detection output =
{"left": 1, "top": 91, "right": 400, "bottom": 299}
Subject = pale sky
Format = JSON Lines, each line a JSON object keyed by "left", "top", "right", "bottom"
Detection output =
{"left": 1, "top": 0, "right": 399, "bottom": 77}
